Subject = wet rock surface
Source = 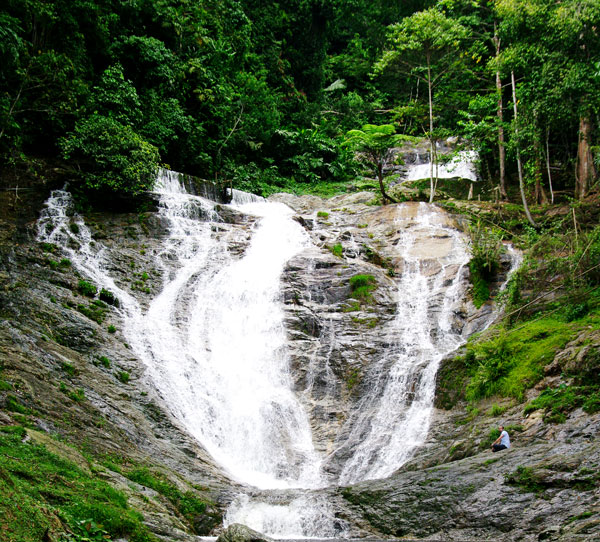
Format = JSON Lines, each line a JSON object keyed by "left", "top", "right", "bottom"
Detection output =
{"left": 0, "top": 180, "right": 598, "bottom": 540}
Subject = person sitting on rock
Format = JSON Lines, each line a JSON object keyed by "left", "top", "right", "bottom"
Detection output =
{"left": 491, "top": 425, "right": 510, "bottom": 452}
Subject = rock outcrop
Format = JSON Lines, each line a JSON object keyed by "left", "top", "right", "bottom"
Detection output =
{"left": 1, "top": 177, "right": 597, "bottom": 541}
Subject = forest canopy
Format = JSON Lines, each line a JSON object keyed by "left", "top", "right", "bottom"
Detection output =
{"left": 0, "top": 0, "right": 598, "bottom": 202}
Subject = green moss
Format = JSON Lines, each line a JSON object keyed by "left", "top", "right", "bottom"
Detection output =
{"left": 0, "top": 430, "right": 152, "bottom": 541}
{"left": 505, "top": 466, "right": 545, "bottom": 493}
{"left": 77, "top": 302, "right": 107, "bottom": 324}
{"left": 524, "top": 384, "right": 600, "bottom": 422}
{"left": 117, "top": 371, "right": 130, "bottom": 384}
{"left": 330, "top": 243, "right": 343, "bottom": 258}
{"left": 5, "top": 395, "right": 31, "bottom": 415}
{"left": 465, "top": 317, "right": 575, "bottom": 401}
{"left": 61, "top": 362, "right": 76, "bottom": 376}
{"left": 316, "top": 211, "right": 329, "bottom": 219}
{"left": 0, "top": 379, "right": 13, "bottom": 391}
{"left": 98, "top": 356, "right": 111, "bottom": 368}
{"left": 126, "top": 467, "right": 213, "bottom": 533}
{"left": 349, "top": 274, "right": 376, "bottom": 303}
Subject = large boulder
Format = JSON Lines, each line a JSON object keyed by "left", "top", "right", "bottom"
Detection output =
{"left": 216, "top": 523, "right": 272, "bottom": 542}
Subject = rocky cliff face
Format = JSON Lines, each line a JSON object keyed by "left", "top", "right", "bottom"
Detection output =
{"left": 0, "top": 179, "right": 598, "bottom": 541}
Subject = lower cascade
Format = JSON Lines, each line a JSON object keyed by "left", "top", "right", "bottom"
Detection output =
{"left": 36, "top": 170, "right": 515, "bottom": 538}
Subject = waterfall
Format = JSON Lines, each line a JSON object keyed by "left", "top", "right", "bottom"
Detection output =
{"left": 338, "top": 203, "right": 470, "bottom": 484}
{"left": 404, "top": 150, "right": 479, "bottom": 182}
{"left": 36, "top": 173, "right": 516, "bottom": 539}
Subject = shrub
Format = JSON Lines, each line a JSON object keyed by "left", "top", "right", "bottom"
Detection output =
{"left": 60, "top": 114, "right": 159, "bottom": 197}
{"left": 99, "top": 288, "right": 119, "bottom": 306}
{"left": 78, "top": 280, "right": 97, "bottom": 297}
{"left": 468, "top": 221, "right": 504, "bottom": 308}
{"left": 107, "top": 325, "right": 117, "bottom": 334}
{"left": 317, "top": 211, "right": 329, "bottom": 219}
{"left": 117, "top": 371, "right": 130, "bottom": 383}
{"left": 349, "top": 274, "right": 377, "bottom": 303}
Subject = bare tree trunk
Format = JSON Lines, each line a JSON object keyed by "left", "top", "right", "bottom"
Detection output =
{"left": 575, "top": 115, "right": 595, "bottom": 200}
{"left": 494, "top": 25, "right": 507, "bottom": 200}
{"left": 533, "top": 116, "right": 548, "bottom": 205}
{"left": 545, "top": 127, "right": 554, "bottom": 204}
{"left": 427, "top": 53, "right": 435, "bottom": 203}
{"left": 377, "top": 162, "right": 397, "bottom": 204}
{"left": 511, "top": 71, "right": 537, "bottom": 228}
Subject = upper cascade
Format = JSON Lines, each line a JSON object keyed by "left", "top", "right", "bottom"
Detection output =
{"left": 404, "top": 150, "right": 479, "bottom": 183}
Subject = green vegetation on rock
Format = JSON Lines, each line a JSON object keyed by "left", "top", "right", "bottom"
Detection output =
{"left": 0, "top": 428, "right": 152, "bottom": 542}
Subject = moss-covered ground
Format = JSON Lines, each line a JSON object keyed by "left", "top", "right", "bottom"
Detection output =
{"left": 0, "top": 426, "right": 152, "bottom": 542}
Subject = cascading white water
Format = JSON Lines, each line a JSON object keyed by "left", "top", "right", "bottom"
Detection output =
{"left": 405, "top": 150, "right": 479, "bottom": 182}
{"left": 36, "top": 174, "right": 516, "bottom": 539}
{"left": 337, "top": 203, "right": 470, "bottom": 484}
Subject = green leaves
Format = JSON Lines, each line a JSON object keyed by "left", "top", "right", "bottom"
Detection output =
{"left": 61, "top": 115, "right": 159, "bottom": 197}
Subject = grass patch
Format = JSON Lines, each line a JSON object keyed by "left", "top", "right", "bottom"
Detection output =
{"left": 349, "top": 274, "right": 376, "bottom": 303}
{"left": 98, "top": 356, "right": 111, "bottom": 368}
{"left": 77, "top": 301, "right": 107, "bottom": 324}
{"left": 77, "top": 280, "right": 97, "bottom": 298}
{"left": 524, "top": 384, "right": 600, "bottom": 422}
{"left": 0, "top": 429, "right": 152, "bottom": 541}
{"left": 464, "top": 316, "right": 576, "bottom": 401}
{"left": 5, "top": 395, "right": 32, "bottom": 415}
{"left": 125, "top": 467, "right": 213, "bottom": 533}
{"left": 316, "top": 211, "right": 329, "bottom": 220}
{"left": 330, "top": 243, "right": 343, "bottom": 258}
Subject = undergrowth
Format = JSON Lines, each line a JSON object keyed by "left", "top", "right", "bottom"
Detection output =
{"left": 0, "top": 427, "right": 152, "bottom": 541}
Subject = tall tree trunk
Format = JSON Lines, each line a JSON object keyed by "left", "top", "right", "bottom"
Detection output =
{"left": 545, "top": 127, "right": 554, "bottom": 204}
{"left": 533, "top": 115, "right": 548, "bottom": 205}
{"left": 427, "top": 52, "right": 435, "bottom": 203}
{"left": 511, "top": 71, "right": 537, "bottom": 228}
{"left": 575, "top": 114, "right": 595, "bottom": 200}
{"left": 493, "top": 24, "right": 507, "bottom": 200}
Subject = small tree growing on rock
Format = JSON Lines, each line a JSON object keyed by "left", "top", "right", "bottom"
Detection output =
{"left": 343, "top": 124, "right": 414, "bottom": 204}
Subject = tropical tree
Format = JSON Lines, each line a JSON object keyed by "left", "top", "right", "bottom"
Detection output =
{"left": 374, "top": 8, "right": 470, "bottom": 202}
{"left": 343, "top": 124, "right": 414, "bottom": 203}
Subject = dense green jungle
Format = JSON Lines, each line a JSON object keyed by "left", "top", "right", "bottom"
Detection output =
{"left": 1, "top": 0, "right": 599, "bottom": 541}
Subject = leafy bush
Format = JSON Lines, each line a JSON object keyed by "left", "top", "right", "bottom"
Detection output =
{"left": 117, "top": 371, "right": 130, "bottom": 384}
{"left": 61, "top": 114, "right": 159, "bottom": 197}
{"left": 468, "top": 222, "right": 504, "bottom": 308}
{"left": 78, "top": 280, "right": 97, "bottom": 297}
